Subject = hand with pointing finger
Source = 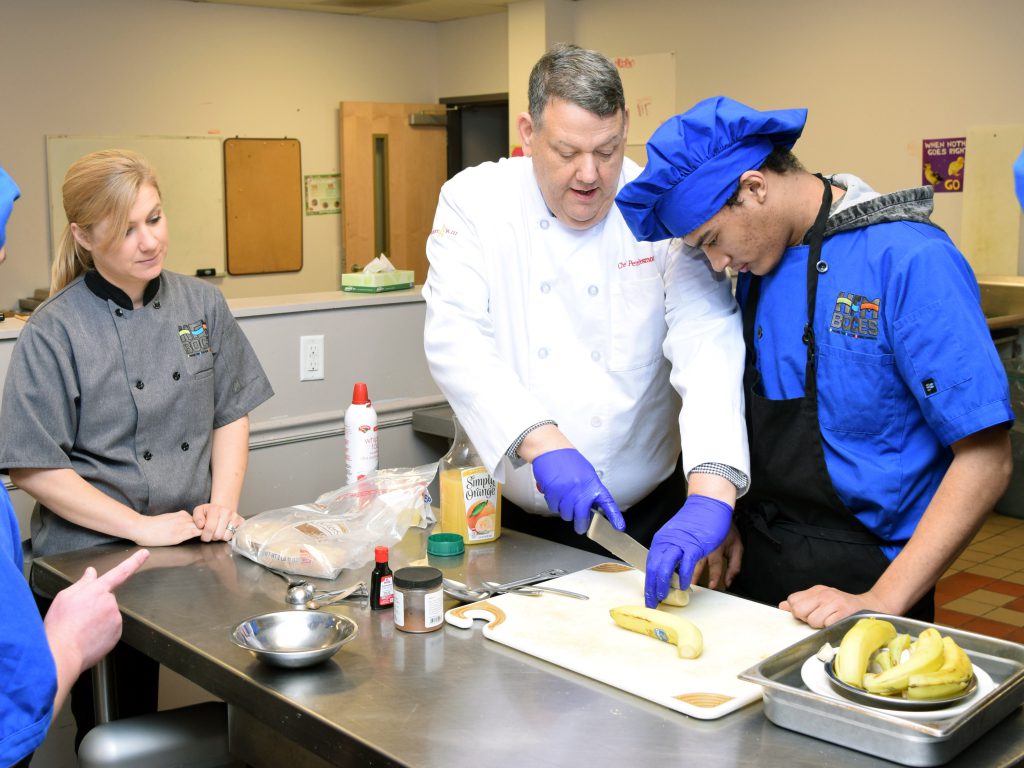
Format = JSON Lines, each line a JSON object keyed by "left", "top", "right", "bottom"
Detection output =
{"left": 43, "top": 549, "right": 150, "bottom": 710}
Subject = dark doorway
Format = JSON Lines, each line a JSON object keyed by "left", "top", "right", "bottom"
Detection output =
{"left": 440, "top": 94, "right": 509, "bottom": 179}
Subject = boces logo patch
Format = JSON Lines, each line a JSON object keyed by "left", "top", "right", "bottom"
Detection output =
{"left": 178, "top": 319, "right": 210, "bottom": 357}
{"left": 829, "top": 291, "right": 880, "bottom": 340}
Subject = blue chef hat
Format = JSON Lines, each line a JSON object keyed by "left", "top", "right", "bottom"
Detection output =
{"left": 0, "top": 166, "right": 21, "bottom": 250}
{"left": 1015, "top": 148, "right": 1024, "bottom": 210}
{"left": 616, "top": 96, "right": 808, "bottom": 241}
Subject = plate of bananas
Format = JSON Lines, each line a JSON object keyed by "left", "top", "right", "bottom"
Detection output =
{"left": 808, "top": 617, "right": 994, "bottom": 713}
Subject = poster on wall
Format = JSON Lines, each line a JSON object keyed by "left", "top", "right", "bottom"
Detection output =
{"left": 304, "top": 173, "right": 341, "bottom": 215}
{"left": 922, "top": 137, "right": 966, "bottom": 193}
{"left": 614, "top": 53, "right": 676, "bottom": 147}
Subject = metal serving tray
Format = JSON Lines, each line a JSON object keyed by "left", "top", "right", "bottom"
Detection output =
{"left": 738, "top": 612, "right": 1024, "bottom": 767}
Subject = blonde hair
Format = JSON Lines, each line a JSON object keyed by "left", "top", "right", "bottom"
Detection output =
{"left": 51, "top": 149, "right": 161, "bottom": 294}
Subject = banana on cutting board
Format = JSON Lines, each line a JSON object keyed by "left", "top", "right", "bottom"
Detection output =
{"left": 609, "top": 605, "right": 703, "bottom": 659}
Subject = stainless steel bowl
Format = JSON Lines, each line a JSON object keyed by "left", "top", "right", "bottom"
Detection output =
{"left": 823, "top": 657, "right": 978, "bottom": 710}
{"left": 231, "top": 610, "right": 358, "bottom": 668}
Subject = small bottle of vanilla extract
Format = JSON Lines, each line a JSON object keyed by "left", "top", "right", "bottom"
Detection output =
{"left": 370, "top": 545, "right": 394, "bottom": 611}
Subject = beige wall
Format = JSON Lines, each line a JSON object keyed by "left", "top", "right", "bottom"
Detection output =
{"left": 4, "top": 0, "right": 1023, "bottom": 311}
{"left": 0, "top": 0, "right": 508, "bottom": 311}
{"left": 437, "top": 12, "right": 509, "bottom": 99}
{"left": 568, "top": 0, "right": 1024, "bottom": 254}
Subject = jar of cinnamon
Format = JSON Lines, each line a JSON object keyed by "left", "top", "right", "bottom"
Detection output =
{"left": 393, "top": 566, "right": 444, "bottom": 633}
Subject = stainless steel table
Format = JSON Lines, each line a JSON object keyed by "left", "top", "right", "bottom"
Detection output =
{"left": 32, "top": 529, "right": 1024, "bottom": 768}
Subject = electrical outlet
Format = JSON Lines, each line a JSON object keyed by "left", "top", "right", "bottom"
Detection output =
{"left": 299, "top": 335, "right": 325, "bottom": 381}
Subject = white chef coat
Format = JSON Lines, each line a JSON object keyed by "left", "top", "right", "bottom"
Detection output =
{"left": 423, "top": 156, "right": 748, "bottom": 515}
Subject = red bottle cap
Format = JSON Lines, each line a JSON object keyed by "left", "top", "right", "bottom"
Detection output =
{"left": 374, "top": 545, "right": 388, "bottom": 563}
{"left": 352, "top": 382, "right": 370, "bottom": 405}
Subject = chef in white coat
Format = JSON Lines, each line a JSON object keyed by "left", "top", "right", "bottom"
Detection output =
{"left": 423, "top": 44, "right": 748, "bottom": 586}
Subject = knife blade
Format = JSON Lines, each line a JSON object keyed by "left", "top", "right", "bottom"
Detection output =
{"left": 586, "top": 514, "right": 680, "bottom": 590}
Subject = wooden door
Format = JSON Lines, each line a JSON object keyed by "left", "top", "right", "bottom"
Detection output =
{"left": 340, "top": 101, "right": 447, "bottom": 281}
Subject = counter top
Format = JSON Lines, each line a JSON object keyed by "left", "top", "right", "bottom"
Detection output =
{"left": 31, "top": 529, "right": 1024, "bottom": 768}
{"left": 0, "top": 287, "right": 425, "bottom": 341}
{"left": 226, "top": 286, "right": 424, "bottom": 319}
{"left": 0, "top": 315, "right": 26, "bottom": 341}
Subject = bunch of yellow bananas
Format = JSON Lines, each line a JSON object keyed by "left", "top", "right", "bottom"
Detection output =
{"left": 833, "top": 618, "right": 974, "bottom": 700}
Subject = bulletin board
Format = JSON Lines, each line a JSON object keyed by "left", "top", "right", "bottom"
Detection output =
{"left": 224, "top": 138, "right": 303, "bottom": 275}
{"left": 46, "top": 135, "right": 225, "bottom": 277}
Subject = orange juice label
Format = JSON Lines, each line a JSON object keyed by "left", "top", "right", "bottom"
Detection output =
{"left": 440, "top": 467, "right": 501, "bottom": 543}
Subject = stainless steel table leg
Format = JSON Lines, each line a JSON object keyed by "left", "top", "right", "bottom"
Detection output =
{"left": 92, "top": 656, "right": 115, "bottom": 725}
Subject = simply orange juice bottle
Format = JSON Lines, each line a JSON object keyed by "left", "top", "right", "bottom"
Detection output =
{"left": 439, "top": 414, "right": 501, "bottom": 544}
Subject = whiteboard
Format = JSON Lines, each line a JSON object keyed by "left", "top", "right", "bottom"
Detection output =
{"left": 614, "top": 52, "right": 676, "bottom": 147}
{"left": 45, "top": 135, "right": 225, "bottom": 277}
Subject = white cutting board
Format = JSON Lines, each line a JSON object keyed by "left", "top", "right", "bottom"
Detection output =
{"left": 445, "top": 563, "right": 816, "bottom": 720}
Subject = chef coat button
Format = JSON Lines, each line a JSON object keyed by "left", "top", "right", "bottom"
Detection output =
{"left": 538, "top": 347, "right": 549, "bottom": 359}
{"left": 588, "top": 285, "right": 599, "bottom": 296}
{"left": 172, "top": 371, "right": 180, "bottom": 381}
{"left": 135, "top": 380, "right": 144, "bottom": 390}
{"left": 143, "top": 451, "right": 152, "bottom": 461}
{"left": 591, "top": 416, "right": 602, "bottom": 428}
{"left": 539, "top": 219, "right": 550, "bottom": 230}
{"left": 757, "top": 326, "right": 763, "bottom": 340}
{"left": 154, "top": 301, "right": 161, "bottom": 309}
{"left": 181, "top": 442, "right": 189, "bottom": 451}
{"left": 591, "top": 350, "right": 601, "bottom": 362}
{"left": 540, "top": 282, "right": 551, "bottom": 294}
{"left": 115, "top": 308, "right": 124, "bottom": 317}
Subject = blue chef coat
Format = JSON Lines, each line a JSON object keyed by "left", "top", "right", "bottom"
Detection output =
{"left": 0, "top": 486, "right": 56, "bottom": 765}
{"left": 739, "top": 212, "right": 1012, "bottom": 558}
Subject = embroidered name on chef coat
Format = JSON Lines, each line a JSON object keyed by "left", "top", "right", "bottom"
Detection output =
{"left": 829, "top": 291, "right": 880, "bottom": 341}
{"left": 178, "top": 320, "right": 211, "bottom": 357}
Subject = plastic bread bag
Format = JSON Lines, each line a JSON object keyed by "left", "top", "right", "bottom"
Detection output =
{"left": 232, "top": 463, "right": 437, "bottom": 579}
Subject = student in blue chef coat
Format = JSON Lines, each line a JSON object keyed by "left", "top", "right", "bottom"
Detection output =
{"left": 616, "top": 97, "right": 1013, "bottom": 628}
{"left": 0, "top": 166, "right": 150, "bottom": 768}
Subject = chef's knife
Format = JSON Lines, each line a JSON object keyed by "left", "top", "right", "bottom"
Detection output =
{"left": 586, "top": 514, "right": 681, "bottom": 590}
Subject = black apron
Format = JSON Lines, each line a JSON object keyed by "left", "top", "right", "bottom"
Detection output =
{"left": 730, "top": 176, "right": 934, "bottom": 621}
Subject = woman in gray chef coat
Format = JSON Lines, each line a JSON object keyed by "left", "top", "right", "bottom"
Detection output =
{"left": 0, "top": 149, "right": 274, "bottom": 747}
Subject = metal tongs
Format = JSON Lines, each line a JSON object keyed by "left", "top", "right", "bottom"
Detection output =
{"left": 304, "top": 582, "right": 368, "bottom": 609}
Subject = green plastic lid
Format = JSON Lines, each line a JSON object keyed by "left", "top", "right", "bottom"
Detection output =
{"left": 427, "top": 532, "right": 465, "bottom": 557}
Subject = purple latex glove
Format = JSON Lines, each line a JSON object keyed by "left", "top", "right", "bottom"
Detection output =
{"left": 644, "top": 494, "right": 733, "bottom": 608}
{"left": 532, "top": 448, "right": 625, "bottom": 535}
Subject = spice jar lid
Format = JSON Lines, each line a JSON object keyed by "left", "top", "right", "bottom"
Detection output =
{"left": 394, "top": 566, "right": 443, "bottom": 590}
{"left": 427, "top": 532, "right": 465, "bottom": 557}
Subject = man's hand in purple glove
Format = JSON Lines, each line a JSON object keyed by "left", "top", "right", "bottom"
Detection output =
{"left": 644, "top": 495, "right": 733, "bottom": 608}
{"left": 532, "top": 448, "right": 625, "bottom": 535}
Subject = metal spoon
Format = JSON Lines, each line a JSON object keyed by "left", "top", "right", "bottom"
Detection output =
{"left": 267, "top": 568, "right": 316, "bottom": 605}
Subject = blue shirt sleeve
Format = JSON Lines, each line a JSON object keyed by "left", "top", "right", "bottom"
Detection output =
{"left": 887, "top": 229, "right": 1013, "bottom": 445}
{"left": 0, "top": 487, "right": 57, "bottom": 765}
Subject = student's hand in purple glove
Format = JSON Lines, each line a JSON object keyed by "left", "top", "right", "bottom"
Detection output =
{"left": 532, "top": 448, "right": 625, "bottom": 535}
{"left": 645, "top": 495, "right": 733, "bottom": 608}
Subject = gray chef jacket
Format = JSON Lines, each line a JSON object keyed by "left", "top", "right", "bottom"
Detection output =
{"left": 0, "top": 270, "right": 274, "bottom": 556}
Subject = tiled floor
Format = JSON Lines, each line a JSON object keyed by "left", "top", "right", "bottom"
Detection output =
{"left": 936, "top": 512, "right": 1024, "bottom": 644}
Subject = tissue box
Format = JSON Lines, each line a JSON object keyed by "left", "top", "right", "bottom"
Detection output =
{"left": 341, "top": 270, "right": 415, "bottom": 293}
